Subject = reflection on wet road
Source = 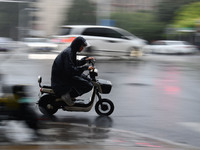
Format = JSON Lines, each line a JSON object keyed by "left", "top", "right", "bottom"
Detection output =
{"left": 1, "top": 52, "right": 200, "bottom": 148}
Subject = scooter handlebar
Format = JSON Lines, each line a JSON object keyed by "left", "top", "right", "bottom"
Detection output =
{"left": 88, "top": 59, "right": 95, "bottom": 67}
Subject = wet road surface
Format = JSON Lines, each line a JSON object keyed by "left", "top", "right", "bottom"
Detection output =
{"left": 0, "top": 120, "right": 199, "bottom": 150}
{"left": 0, "top": 51, "right": 200, "bottom": 149}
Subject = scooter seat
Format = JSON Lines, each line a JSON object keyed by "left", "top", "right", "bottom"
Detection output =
{"left": 42, "top": 85, "right": 52, "bottom": 89}
{"left": 41, "top": 86, "right": 54, "bottom": 94}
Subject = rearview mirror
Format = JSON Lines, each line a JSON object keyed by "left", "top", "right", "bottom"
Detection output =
{"left": 38, "top": 76, "right": 42, "bottom": 84}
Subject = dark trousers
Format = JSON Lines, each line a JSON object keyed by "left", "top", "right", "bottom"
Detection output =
{"left": 70, "top": 74, "right": 93, "bottom": 98}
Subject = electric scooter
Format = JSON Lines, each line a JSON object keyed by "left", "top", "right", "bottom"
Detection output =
{"left": 37, "top": 59, "right": 114, "bottom": 116}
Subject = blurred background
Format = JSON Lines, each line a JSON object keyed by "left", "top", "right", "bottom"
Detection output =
{"left": 0, "top": 0, "right": 200, "bottom": 148}
{"left": 0, "top": 0, "right": 199, "bottom": 45}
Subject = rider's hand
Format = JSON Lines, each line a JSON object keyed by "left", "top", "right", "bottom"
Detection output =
{"left": 88, "top": 66, "right": 94, "bottom": 70}
{"left": 85, "top": 57, "right": 94, "bottom": 61}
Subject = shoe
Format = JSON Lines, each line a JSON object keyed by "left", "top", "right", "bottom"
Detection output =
{"left": 61, "top": 93, "right": 74, "bottom": 106}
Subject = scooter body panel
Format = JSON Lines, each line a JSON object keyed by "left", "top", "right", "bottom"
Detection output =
{"left": 37, "top": 59, "right": 114, "bottom": 116}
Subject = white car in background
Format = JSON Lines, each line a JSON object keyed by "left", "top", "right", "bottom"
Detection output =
{"left": 22, "top": 38, "right": 58, "bottom": 52}
{"left": 144, "top": 40, "right": 198, "bottom": 54}
{"left": 51, "top": 25, "right": 147, "bottom": 57}
{"left": 0, "top": 37, "right": 18, "bottom": 52}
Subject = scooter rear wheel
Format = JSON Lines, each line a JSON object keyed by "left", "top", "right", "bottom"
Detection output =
{"left": 38, "top": 94, "right": 58, "bottom": 115}
{"left": 95, "top": 99, "right": 114, "bottom": 116}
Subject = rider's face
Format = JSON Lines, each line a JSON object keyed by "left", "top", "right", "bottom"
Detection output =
{"left": 78, "top": 45, "right": 85, "bottom": 52}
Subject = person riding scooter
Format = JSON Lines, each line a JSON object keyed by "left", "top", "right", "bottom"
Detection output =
{"left": 51, "top": 36, "right": 94, "bottom": 106}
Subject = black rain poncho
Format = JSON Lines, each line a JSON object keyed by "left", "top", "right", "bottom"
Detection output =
{"left": 51, "top": 37, "right": 90, "bottom": 96}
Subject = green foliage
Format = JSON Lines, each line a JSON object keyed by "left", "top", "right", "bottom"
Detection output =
{"left": 172, "top": 2, "right": 200, "bottom": 28}
{"left": 63, "top": 0, "right": 96, "bottom": 25}
{"left": 155, "top": 0, "right": 199, "bottom": 23}
{"left": 111, "top": 12, "right": 165, "bottom": 41}
{"left": 63, "top": 0, "right": 200, "bottom": 41}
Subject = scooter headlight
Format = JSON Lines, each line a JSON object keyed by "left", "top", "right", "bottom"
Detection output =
{"left": 90, "top": 68, "right": 98, "bottom": 77}
{"left": 94, "top": 69, "right": 98, "bottom": 73}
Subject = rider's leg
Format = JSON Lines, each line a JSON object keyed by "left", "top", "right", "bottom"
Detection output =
{"left": 72, "top": 76, "right": 93, "bottom": 97}
{"left": 62, "top": 76, "right": 93, "bottom": 106}
{"left": 61, "top": 92, "right": 74, "bottom": 106}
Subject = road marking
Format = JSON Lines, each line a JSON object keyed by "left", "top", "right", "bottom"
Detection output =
{"left": 0, "top": 121, "right": 198, "bottom": 149}
{"left": 28, "top": 54, "right": 57, "bottom": 60}
{"left": 43, "top": 122, "right": 198, "bottom": 149}
{"left": 28, "top": 54, "right": 85, "bottom": 60}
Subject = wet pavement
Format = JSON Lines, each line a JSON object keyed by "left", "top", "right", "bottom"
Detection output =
{"left": 0, "top": 120, "right": 199, "bottom": 150}
{"left": 1, "top": 51, "right": 200, "bottom": 149}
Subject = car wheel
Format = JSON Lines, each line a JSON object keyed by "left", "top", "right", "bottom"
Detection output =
{"left": 128, "top": 47, "right": 142, "bottom": 57}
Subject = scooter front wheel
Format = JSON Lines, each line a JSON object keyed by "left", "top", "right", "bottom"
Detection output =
{"left": 95, "top": 99, "right": 114, "bottom": 116}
